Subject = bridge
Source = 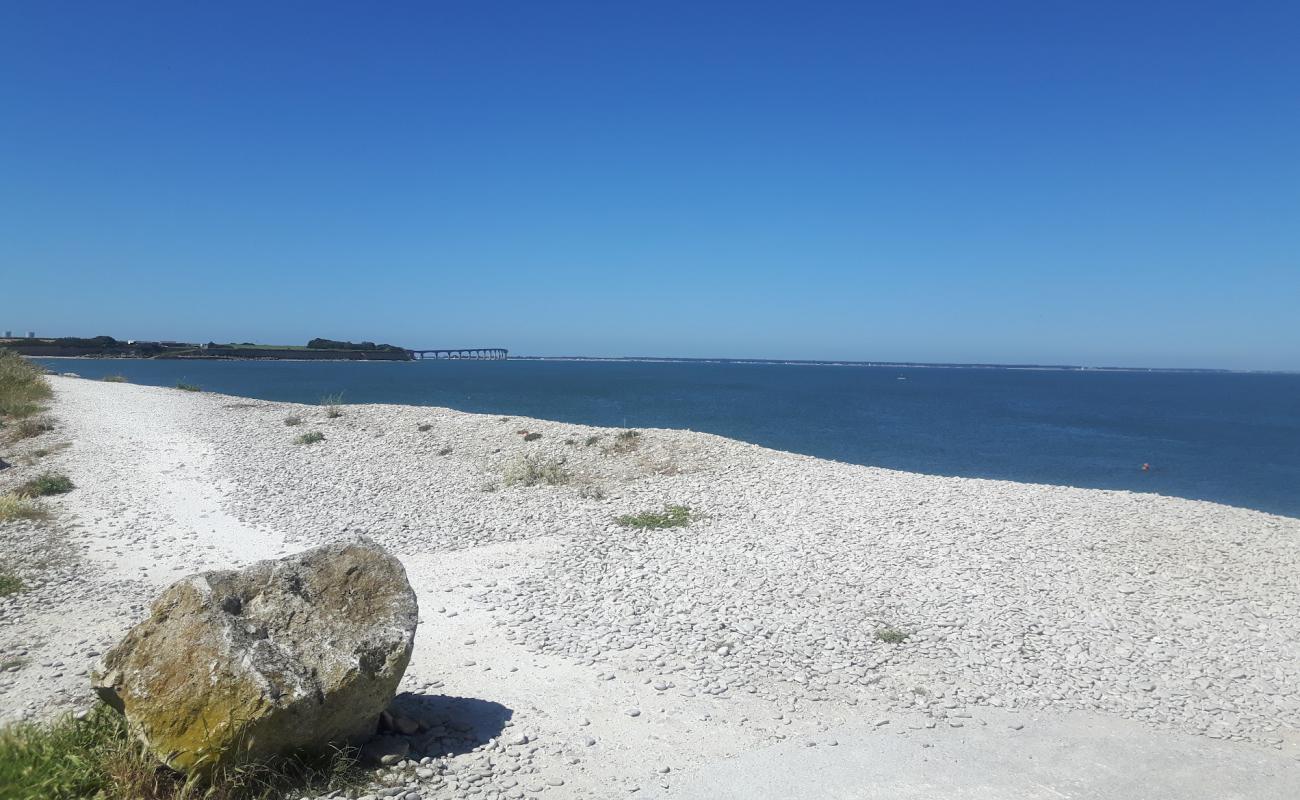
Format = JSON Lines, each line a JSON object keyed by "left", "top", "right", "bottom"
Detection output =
{"left": 408, "top": 348, "right": 508, "bottom": 360}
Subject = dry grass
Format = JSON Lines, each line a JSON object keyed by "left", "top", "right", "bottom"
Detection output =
{"left": 602, "top": 430, "right": 642, "bottom": 454}
{"left": 0, "top": 494, "right": 49, "bottom": 522}
{"left": 101, "top": 375, "right": 130, "bottom": 383}
{"left": 0, "top": 350, "right": 52, "bottom": 420}
{"left": 503, "top": 455, "right": 571, "bottom": 487}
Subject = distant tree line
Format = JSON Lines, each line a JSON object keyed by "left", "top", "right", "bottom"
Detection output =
{"left": 307, "top": 338, "right": 406, "bottom": 352}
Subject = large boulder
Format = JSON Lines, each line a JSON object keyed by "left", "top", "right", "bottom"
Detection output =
{"left": 91, "top": 535, "right": 418, "bottom": 775}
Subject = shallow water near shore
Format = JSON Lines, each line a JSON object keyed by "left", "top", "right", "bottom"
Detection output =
{"left": 36, "top": 358, "right": 1300, "bottom": 517}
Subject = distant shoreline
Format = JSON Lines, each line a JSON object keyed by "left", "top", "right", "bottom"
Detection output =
{"left": 29, "top": 353, "right": 1296, "bottom": 375}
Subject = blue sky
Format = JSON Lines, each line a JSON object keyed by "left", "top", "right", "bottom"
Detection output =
{"left": 2, "top": 1, "right": 1297, "bottom": 369}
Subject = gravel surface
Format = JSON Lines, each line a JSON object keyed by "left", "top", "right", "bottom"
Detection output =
{"left": 2, "top": 376, "right": 1298, "bottom": 798}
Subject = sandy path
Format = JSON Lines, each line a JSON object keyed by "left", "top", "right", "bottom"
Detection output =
{"left": 2, "top": 376, "right": 1298, "bottom": 798}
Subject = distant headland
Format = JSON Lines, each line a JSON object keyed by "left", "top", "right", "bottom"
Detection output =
{"left": 0, "top": 335, "right": 508, "bottom": 361}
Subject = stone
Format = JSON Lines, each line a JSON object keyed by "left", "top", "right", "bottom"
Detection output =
{"left": 91, "top": 536, "right": 419, "bottom": 775}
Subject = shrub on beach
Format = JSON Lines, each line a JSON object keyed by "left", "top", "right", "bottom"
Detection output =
{"left": 320, "top": 393, "right": 344, "bottom": 418}
{"left": 11, "top": 417, "right": 53, "bottom": 440}
{"left": 0, "top": 350, "right": 52, "bottom": 420}
{"left": 503, "top": 455, "right": 570, "bottom": 487}
{"left": 874, "top": 626, "right": 910, "bottom": 644}
{"left": 0, "top": 570, "right": 23, "bottom": 597}
{"left": 294, "top": 432, "right": 325, "bottom": 445}
{"left": 603, "top": 430, "right": 642, "bottom": 454}
{"left": 283, "top": 415, "right": 303, "bottom": 426}
{"left": 174, "top": 383, "right": 201, "bottom": 392}
{"left": 16, "top": 472, "right": 75, "bottom": 498}
{"left": 616, "top": 504, "right": 692, "bottom": 529}
{"left": 0, "top": 494, "right": 48, "bottom": 522}
{"left": 101, "top": 375, "right": 129, "bottom": 383}
{"left": 0, "top": 704, "right": 364, "bottom": 800}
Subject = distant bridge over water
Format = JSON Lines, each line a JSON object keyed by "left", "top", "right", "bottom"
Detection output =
{"left": 408, "top": 348, "right": 508, "bottom": 360}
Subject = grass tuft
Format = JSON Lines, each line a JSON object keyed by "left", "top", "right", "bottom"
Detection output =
{"left": 0, "top": 571, "right": 23, "bottom": 597}
{"left": 174, "top": 383, "right": 201, "bottom": 392}
{"left": 503, "top": 455, "right": 571, "bottom": 487}
{"left": 293, "top": 432, "right": 325, "bottom": 446}
{"left": 10, "top": 417, "right": 53, "bottom": 440}
{"left": 0, "top": 704, "right": 365, "bottom": 800}
{"left": 0, "top": 494, "right": 49, "bottom": 522}
{"left": 523, "top": 432, "right": 542, "bottom": 441}
{"left": 100, "top": 375, "right": 130, "bottom": 383}
{"left": 874, "top": 626, "right": 910, "bottom": 644}
{"left": 319, "top": 393, "right": 344, "bottom": 418}
{"left": 15, "top": 472, "right": 75, "bottom": 498}
{"left": 283, "top": 415, "right": 302, "bottom": 426}
{"left": 616, "top": 504, "right": 691, "bottom": 529}
{"left": 603, "top": 429, "right": 642, "bottom": 454}
{"left": 0, "top": 350, "right": 52, "bottom": 420}
{"left": 417, "top": 424, "right": 433, "bottom": 432}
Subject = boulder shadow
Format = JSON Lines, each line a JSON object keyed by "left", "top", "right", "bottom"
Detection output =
{"left": 383, "top": 692, "right": 514, "bottom": 759}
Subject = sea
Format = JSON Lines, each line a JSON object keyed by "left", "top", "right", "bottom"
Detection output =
{"left": 35, "top": 358, "right": 1300, "bottom": 519}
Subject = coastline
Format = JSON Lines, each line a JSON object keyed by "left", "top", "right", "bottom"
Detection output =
{"left": 2, "top": 377, "right": 1298, "bottom": 797}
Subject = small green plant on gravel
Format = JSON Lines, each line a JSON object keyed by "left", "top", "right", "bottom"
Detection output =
{"left": 16, "top": 472, "right": 74, "bottom": 497}
{"left": 0, "top": 494, "right": 48, "bottom": 522}
{"left": 11, "top": 417, "right": 53, "bottom": 440}
{"left": 563, "top": 438, "right": 577, "bottom": 445}
{"left": 603, "top": 429, "right": 642, "bottom": 454}
{"left": 320, "top": 393, "right": 344, "bottom": 418}
{"left": 100, "top": 374, "right": 129, "bottom": 383}
{"left": 0, "top": 350, "right": 52, "bottom": 419}
{"left": 616, "top": 504, "right": 691, "bottom": 529}
{"left": 503, "top": 455, "right": 571, "bottom": 487}
{"left": 293, "top": 431, "right": 325, "bottom": 445}
{"left": 523, "top": 432, "right": 542, "bottom": 441}
{"left": 0, "top": 704, "right": 365, "bottom": 800}
{"left": 283, "top": 415, "right": 302, "bottom": 426}
{"left": 417, "top": 423, "right": 433, "bottom": 432}
{"left": 174, "top": 382, "right": 201, "bottom": 392}
{"left": 875, "top": 625, "right": 910, "bottom": 644}
{"left": 0, "top": 571, "right": 23, "bottom": 597}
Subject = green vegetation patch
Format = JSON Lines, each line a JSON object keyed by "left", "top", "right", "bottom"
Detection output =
{"left": 0, "top": 494, "right": 48, "bottom": 522}
{"left": 100, "top": 375, "right": 129, "bottom": 383}
{"left": 616, "top": 504, "right": 692, "bottom": 529}
{"left": 174, "top": 383, "right": 202, "bottom": 392}
{"left": 0, "top": 704, "right": 364, "bottom": 800}
{"left": 283, "top": 415, "right": 303, "bottom": 426}
{"left": 15, "top": 473, "right": 74, "bottom": 498}
{"left": 0, "top": 350, "right": 52, "bottom": 420}
{"left": 0, "top": 571, "right": 23, "bottom": 597}
{"left": 503, "top": 455, "right": 571, "bottom": 487}
{"left": 874, "top": 626, "right": 910, "bottom": 644}
{"left": 603, "top": 429, "right": 642, "bottom": 454}
{"left": 294, "top": 432, "right": 325, "bottom": 446}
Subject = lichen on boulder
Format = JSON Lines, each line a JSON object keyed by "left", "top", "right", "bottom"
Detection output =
{"left": 91, "top": 535, "right": 418, "bottom": 775}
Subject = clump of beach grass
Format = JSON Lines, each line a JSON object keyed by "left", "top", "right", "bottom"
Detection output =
{"left": 0, "top": 570, "right": 23, "bottom": 597}
{"left": 874, "top": 625, "right": 910, "bottom": 644}
{"left": 320, "top": 393, "right": 344, "bottom": 418}
{"left": 16, "top": 472, "right": 74, "bottom": 498}
{"left": 584, "top": 435, "right": 602, "bottom": 447}
{"left": 174, "top": 382, "right": 201, "bottom": 392}
{"left": 293, "top": 432, "right": 325, "bottom": 445}
{"left": 616, "top": 504, "right": 692, "bottom": 529}
{"left": 523, "top": 432, "right": 542, "bottom": 441}
{"left": 0, "top": 350, "right": 52, "bottom": 420}
{"left": 603, "top": 429, "right": 642, "bottom": 454}
{"left": 0, "top": 494, "right": 49, "bottom": 522}
{"left": 100, "top": 374, "right": 129, "bottom": 383}
{"left": 0, "top": 704, "right": 365, "bottom": 800}
{"left": 283, "top": 415, "right": 302, "bottom": 426}
{"left": 11, "top": 416, "right": 54, "bottom": 440}
{"left": 503, "top": 455, "right": 571, "bottom": 487}
{"left": 417, "top": 423, "right": 433, "bottom": 432}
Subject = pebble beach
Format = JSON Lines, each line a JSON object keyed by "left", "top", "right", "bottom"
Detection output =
{"left": 2, "top": 375, "right": 1298, "bottom": 798}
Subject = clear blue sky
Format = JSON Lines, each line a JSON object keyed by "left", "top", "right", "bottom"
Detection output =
{"left": 2, "top": 1, "right": 1297, "bottom": 369}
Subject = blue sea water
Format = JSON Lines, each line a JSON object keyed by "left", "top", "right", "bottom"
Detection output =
{"left": 36, "top": 358, "right": 1300, "bottom": 518}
